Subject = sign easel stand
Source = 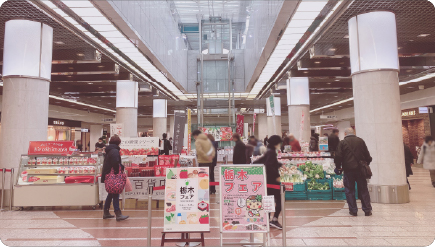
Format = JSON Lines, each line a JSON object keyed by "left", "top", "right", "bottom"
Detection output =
{"left": 220, "top": 232, "right": 269, "bottom": 247}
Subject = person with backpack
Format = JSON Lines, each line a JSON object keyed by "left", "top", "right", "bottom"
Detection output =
{"left": 417, "top": 136, "right": 435, "bottom": 187}
{"left": 334, "top": 128, "right": 372, "bottom": 217}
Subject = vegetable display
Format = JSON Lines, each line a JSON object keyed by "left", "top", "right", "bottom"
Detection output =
{"left": 333, "top": 178, "right": 344, "bottom": 188}
{"left": 298, "top": 161, "right": 324, "bottom": 179}
{"left": 307, "top": 179, "right": 330, "bottom": 190}
{"left": 279, "top": 165, "right": 305, "bottom": 183}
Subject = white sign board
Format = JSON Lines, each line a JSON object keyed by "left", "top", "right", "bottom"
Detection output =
{"left": 120, "top": 137, "right": 160, "bottom": 155}
{"left": 110, "top": 124, "right": 124, "bottom": 137}
{"left": 98, "top": 177, "right": 165, "bottom": 200}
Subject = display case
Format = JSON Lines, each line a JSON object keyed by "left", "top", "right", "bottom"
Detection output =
{"left": 14, "top": 153, "right": 102, "bottom": 209}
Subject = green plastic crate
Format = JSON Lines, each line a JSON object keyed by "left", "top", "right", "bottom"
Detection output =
{"left": 333, "top": 187, "right": 346, "bottom": 200}
{"left": 285, "top": 191, "right": 308, "bottom": 200}
{"left": 307, "top": 189, "right": 332, "bottom": 200}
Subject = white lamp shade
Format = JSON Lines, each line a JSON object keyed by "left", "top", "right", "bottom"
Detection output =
{"left": 348, "top": 11, "right": 399, "bottom": 74}
{"left": 266, "top": 97, "right": 281, "bottom": 116}
{"left": 116, "top": 80, "right": 138, "bottom": 108}
{"left": 3, "top": 20, "right": 53, "bottom": 80}
{"left": 287, "top": 77, "right": 310, "bottom": 106}
{"left": 153, "top": 99, "right": 167, "bottom": 118}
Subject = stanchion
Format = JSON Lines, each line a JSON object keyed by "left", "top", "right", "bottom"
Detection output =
{"left": 10, "top": 168, "right": 14, "bottom": 211}
{"left": 147, "top": 186, "right": 152, "bottom": 247}
{"left": 281, "top": 184, "right": 286, "bottom": 246}
{"left": 1, "top": 168, "right": 5, "bottom": 211}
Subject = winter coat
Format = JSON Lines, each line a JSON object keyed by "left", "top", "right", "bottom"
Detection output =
{"left": 253, "top": 141, "right": 264, "bottom": 156}
{"left": 417, "top": 142, "right": 435, "bottom": 170}
{"left": 334, "top": 135, "right": 372, "bottom": 172}
{"left": 289, "top": 140, "right": 302, "bottom": 152}
{"left": 404, "top": 144, "right": 414, "bottom": 177}
{"left": 254, "top": 148, "right": 281, "bottom": 185}
{"left": 328, "top": 134, "right": 340, "bottom": 152}
{"left": 195, "top": 134, "right": 215, "bottom": 164}
{"left": 211, "top": 141, "right": 218, "bottom": 167}
{"left": 309, "top": 136, "right": 319, "bottom": 151}
{"left": 233, "top": 140, "right": 247, "bottom": 164}
{"left": 101, "top": 144, "right": 123, "bottom": 183}
{"left": 162, "top": 138, "right": 172, "bottom": 155}
{"left": 245, "top": 144, "right": 254, "bottom": 163}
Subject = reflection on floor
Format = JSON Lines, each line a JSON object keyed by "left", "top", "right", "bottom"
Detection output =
{"left": 1, "top": 167, "right": 435, "bottom": 246}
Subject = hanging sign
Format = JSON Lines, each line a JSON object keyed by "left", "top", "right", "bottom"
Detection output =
{"left": 28, "top": 141, "right": 76, "bottom": 155}
{"left": 253, "top": 113, "right": 257, "bottom": 135}
{"left": 320, "top": 115, "right": 338, "bottom": 120}
{"left": 201, "top": 127, "right": 222, "bottom": 141}
{"left": 220, "top": 127, "right": 233, "bottom": 141}
{"left": 219, "top": 165, "right": 269, "bottom": 233}
{"left": 236, "top": 115, "right": 244, "bottom": 136}
{"left": 173, "top": 112, "right": 187, "bottom": 154}
{"left": 119, "top": 137, "right": 159, "bottom": 155}
{"left": 300, "top": 110, "right": 305, "bottom": 141}
{"left": 319, "top": 136, "right": 328, "bottom": 151}
{"left": 187, "top": 109, "right": 192, "bottom": 154}
{"left": 164, "top": 167, "right": 210, "bottom": 232}
{"left": 110, "top": 123, "right": 124, "bottom": 137}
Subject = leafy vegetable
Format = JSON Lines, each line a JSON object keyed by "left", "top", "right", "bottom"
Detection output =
{"left": 299, "top": 161, "right": 324, "bottom": 179}
{"left": 307, "top": 179, "right": 330, "bottom": 190}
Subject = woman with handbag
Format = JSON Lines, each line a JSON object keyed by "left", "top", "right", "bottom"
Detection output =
{"left": 101, "top": 135, "right": 129, "bottom": 221}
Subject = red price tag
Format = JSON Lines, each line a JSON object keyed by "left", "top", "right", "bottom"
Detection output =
{"left": 282, "top": 182, "right": 294, "bottom": 191}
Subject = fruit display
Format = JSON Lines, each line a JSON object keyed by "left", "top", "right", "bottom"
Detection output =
{"left": 307, "top": 179, "right": 330, "bottom": 190}
{"left": 120, "top": 147, "right": 159, "bottom": 155}
{"left": 333, "top": 178, "right": 344, "bottom": 188}
{"left": 298, "top": 161, "right": 325, "bottom": 179}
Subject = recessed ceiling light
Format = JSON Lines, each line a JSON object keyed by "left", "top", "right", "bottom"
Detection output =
{"left": 67, "top": 76, "right": 72, "bottom": 77}
{"left": 329, "top": 48, "right": 336, "bottom": 51}
{"left": 335, "top": 79, "right": 340, "bottom": 81}
{"left": 108, "top": 103, "right": 112, "bottom": 104}
{"left": 338, "top": 106, "right": 342, "bottom": 107}
{"left": 406, "top": 70, "right": 412, "bottom": 72}
{"left": 303, "top": 71, "right": 308, "bottom": 74}
{"left": 54, "top": 41, "right": 64, "bottom": 45}
{"left": 334, "top": 96, "right": 338, "bottom": 97}
{"left": 407, "top": 87, "right": 414, "bottom": 89}
{"left": 98, "top": 65, "right": 105, "bottom": 68}
{"left": 398, "top": 47, "right": 402, "bottom": 50}
{"left": 57, "top": 87, "right": 61, "bottom": 89}
{"left": 98, "top": 87, "right": 103, "bottom": 88}
{"left": 314, "top": 61, "right": 321, "bottom": 64}
{"left": 343, "top": 35, "right": 349, "bottom": 38}
{"left": 68, "top": 67, "right": 74, "bottom": 70}
{"left": 77, "top": 53, "right": 85, "bottom": 56}
{"left": 409, "top": 40, "right": 414, "bottom": 42}
{"left": 327, "top": 83, "right": 331, "bottom": 85}
{"left": 418, "top": 34, "right": 430, "bottom": 37}
{"left": 88, "top": 82, "right": 93, "bottom": 84}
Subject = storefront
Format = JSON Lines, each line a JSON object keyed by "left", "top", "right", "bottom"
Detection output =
{"left": 47, "top": 118, "right": 82, "bottom": 144}
{"left": 401, "top": 108, "right": 431, "bottom": 157}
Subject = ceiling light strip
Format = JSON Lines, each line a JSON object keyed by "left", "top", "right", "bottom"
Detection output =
{"left": 49, "top": 95, "right": 116, "bottom": 113}
{"left": 310, "top": 97, "right": 353, "bottom": 113}
{"left": 256, "top": 0, "right": 339, "bottom": 99}
{"left": 50, "top": 0, "right": 180, "bottom": 100}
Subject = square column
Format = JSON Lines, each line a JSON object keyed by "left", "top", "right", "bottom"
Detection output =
{"left": 153, "top": 99, "right": 167, "bottom": 139}
{"left": 287, "top": 77, "right": 311, "bottom": 142}
{"left": 116, "top": 80, "right": 138, "bottom": 138}
{"left": 266, "top": 97, "right": 282, "bottom": 136}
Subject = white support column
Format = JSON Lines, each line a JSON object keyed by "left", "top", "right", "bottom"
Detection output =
{"left": 336, "top": 121, "right": 351, "bottom": 140}
{"left": 0, "top": 20, "right": 53, "bottom": 190}
{"left": 90, "top": 125, "right": 103, "bottom": 152}
{"left": 116, "top": 80, "right": 138, "bottom": 138}
{"left": 349, "top": 11, "right": 408, "bottom": 203}
{"left": 287, "top": 77, "right": 311, "bottom": 142}
{"left": 153, "top": 99, "right": 167, "bottom": 139}
{"left": 169, "top": 115, "right": 175, "bottom": 138}
{"left": 266, "top": 97, "right": 282, "bottom": 136}
{"left": 257, "top": 114, "right": 268, "bottom": 141}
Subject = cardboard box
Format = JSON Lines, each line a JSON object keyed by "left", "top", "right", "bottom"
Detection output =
{"left": 136, "top": 199, "right": 164, "bottom": 209}
{"left": 124, "top": 199, "right": 137, "bottom": 209}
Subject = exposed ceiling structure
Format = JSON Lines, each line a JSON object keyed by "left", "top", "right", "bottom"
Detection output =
{"left": 0, "top": 0, "right": 434, "bottom": 119}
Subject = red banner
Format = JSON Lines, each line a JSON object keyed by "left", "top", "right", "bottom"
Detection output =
{"left": 236, "top": 115, "right": 244, "bottom": 136}
{"left": 28, "top": 141, "right": 76, "bottom": 155}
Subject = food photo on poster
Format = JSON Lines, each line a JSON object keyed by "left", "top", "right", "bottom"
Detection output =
{"left": 219, "top": 165, "right": 269, "bottom": 233}
{"left": 164, "top": 167, "right": 210, "bottom": 232}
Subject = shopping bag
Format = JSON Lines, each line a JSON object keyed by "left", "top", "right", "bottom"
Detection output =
{"left": 125, "top": 178, "right": 133, "bottom": 192}
{"left": 105, "top": 165, "right": 127, "bottom": 194}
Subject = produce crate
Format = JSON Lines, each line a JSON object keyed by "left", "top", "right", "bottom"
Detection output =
{"left": 332, "top": 187, "right": 346, "bottom": 200}
{"left": 285, "top": 191, "right": 308, "bottom": 200}
{"left": 282, "top": 182, "right": 306, "bottom": 192}
{"left": 307, "top": 189, "right": 332, "bottom": 200}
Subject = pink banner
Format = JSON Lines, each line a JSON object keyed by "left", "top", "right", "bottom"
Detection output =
{"left": 236, "top": 115, "right": 244, "bottom": 136}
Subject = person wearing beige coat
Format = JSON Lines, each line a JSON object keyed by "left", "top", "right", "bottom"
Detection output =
{"left": 193, "top": 130, "right": 216, "bottom": 164}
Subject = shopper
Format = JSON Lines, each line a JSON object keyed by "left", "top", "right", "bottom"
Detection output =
{"left": 101, "top": 135, "right": 129, "bottom": 221}
{"left": 404, "top": 143, "right": 414, "bottom": 190}
{"left": 309, "top": 133, "right": 319, "bottom": 151}
{"left": 328, "top": 129, "right": 340, "bottom": 154}
{"left": 193, "top": 129, "right": 215, "bottom": 176}
{"left": 95, "top": 138, "right": 106, "bottom": 151}
{"left": 162, "top": 133, "right": 172, "bottom": 155}
{"left": 288, "top": 134, "right": 301, "bottom": 152}
{"left": 245, "top": 140, "right": 254, "bottom": 164}
{"left": 254, "top": 135, "right": 283, "bottom": 229}
{"left": 76, "top": 140, "right": 83, "bottom": 151}
{"left": 264, "top": 135, "right": 269, "bottom": 146}
{"left": 232, "top": 133, "right": 247, "bottom": 164}
{"left": 249, "top": 136, "right": 264, "bottom": 156}
{"left": 281, "top": 136, "right": 290, "bottom": 153}
{"left": 334, "top": 128, "right": 372, "bottom": 216}
{"left": 207, "top": 134, "right": 218, "bottom": 194}
{"left": 417, "top": 136, "right": 435, "bottom": 187}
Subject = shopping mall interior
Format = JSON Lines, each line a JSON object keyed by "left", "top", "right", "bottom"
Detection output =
{"left": 1, "top": 0, "right": 435, "bottom": 246}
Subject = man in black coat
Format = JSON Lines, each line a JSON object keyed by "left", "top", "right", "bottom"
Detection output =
{"left": 328, "top": 129, "right": 340, "bottom": 154}
{"left": 232, "top": 133, "right": 247, "bottom": 164}
{"left": 334, "top": 127, "right": 373, "bottom": 217}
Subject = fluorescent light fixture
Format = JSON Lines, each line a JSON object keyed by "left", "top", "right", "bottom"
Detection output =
{"left": 49, "top": 95, "right": 116, "bottom": 113}
{"left": 417, "top": 34, "right": 430, "bottom": 37}
{"left": 399, "top": 73, "right": 435, "bottom": 85}
{"left": 310, "top": 97, "right": 354, "bottom": 113}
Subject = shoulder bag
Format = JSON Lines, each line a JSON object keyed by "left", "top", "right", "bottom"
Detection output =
{"left": 345, "top": 139, "right": 373, "bottom": 179}
{"left": 105, "top": 165, "right": 127, "bottom": 194}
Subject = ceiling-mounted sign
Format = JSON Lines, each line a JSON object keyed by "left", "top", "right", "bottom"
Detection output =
{"left": 401, "top": 111, "right": 416, "bottom": 117}
{"left": 48, "top": 118, "right": 81, "bottom": 128}
{"left": 103, "top": 118, "right": 116, "bottom": 123}
{"left": 81, "top": 129, "right": 89, "bottom": 133}
{"left": 320, "top": 115, "right": 338, "bottom": 120}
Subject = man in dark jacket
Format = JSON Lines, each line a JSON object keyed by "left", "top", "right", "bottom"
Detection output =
{"left": 328, "top": 129, "right": 340, "bottom": 154}
{"left": 232, "top": 133, "right": 247, "bottom": 164}
{"left": 335, "top": 128, "right": 372, "bottom": 217}
{"left": 161, "top": 133, "right": 172, "bottom": 155}
{"left": 404, "top": 143, "right": 414, "bottom": 190}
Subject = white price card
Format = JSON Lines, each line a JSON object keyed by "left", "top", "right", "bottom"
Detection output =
{"left": 263, "top": 196, "right": 275, "bottom": 213}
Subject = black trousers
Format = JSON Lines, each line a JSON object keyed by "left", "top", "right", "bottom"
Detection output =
{"left": 344, "top": 170, "right": 372, "bottom": 213}
{"left": 267, "top": 187, "right": 281, "bottom": 219}
{"left": 199, "top": 163, "right": 215, "bottom": 193}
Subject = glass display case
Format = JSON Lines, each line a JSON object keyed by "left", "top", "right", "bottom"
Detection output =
{"left": 14, "top": 153, "right": 102, "bottom": 209}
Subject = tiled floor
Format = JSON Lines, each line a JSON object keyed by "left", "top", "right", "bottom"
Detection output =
{"left": 1, "top": 167, "right": 435, "bottom": 246}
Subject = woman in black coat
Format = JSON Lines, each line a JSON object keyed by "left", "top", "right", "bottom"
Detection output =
{"left": 404, "top": 143, "right": 414, "bottom": 190}
{"left": 102, "top": 135, "right": 128, "bottom": 221}
{"left": 232, "top": 133, "right": 247, "bottom": 164}
{"left": 208, "top": 134, "right": 218, "bottom": 194}
{"left": 254, "top": 135, "right": 283, "bottom": 230}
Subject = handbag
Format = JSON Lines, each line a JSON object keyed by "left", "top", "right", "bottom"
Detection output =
{"left": 345, "top": 139, "right": 373, "bottom": 179}
{"left": 125, "top": 178, "right": 133, "bottom": 192}
{"left": 105, "top": 165, "right": 127, "bottom": 194}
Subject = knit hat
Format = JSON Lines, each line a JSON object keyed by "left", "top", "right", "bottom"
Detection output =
{"left": 267, "top": 135, "right": 282, "bottom": 149}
